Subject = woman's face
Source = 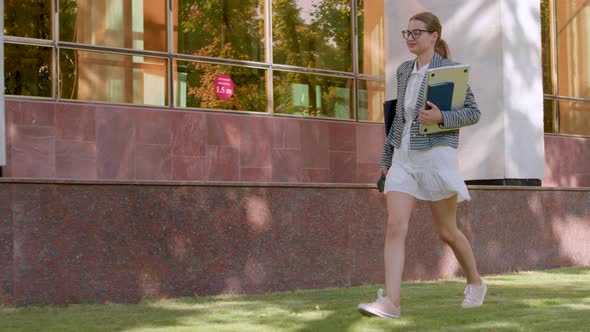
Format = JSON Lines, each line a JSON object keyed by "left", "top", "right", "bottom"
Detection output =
{"left": 405, "top": 19, "right": 438, "bottom": 56}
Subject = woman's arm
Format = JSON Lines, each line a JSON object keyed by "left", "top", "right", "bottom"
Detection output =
{"left": 439, "top": 85, "right": 480, "bottom": 129}
{"left": 380, "top": 135, "right": 394, "bottom": 169}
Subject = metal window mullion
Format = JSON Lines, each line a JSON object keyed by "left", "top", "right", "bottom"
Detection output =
{"left": 358, "top": 74, "right": 385, "bottom": 81}
{"left": 54, "top": 0, "right": 60, "bottom": 101}
{"left": 551, "top": 0, "right": 559, "bottom": 133}
{"left": 173, "top": 53, "right": 268, "bottom": 69}
{"left": 1, "top": 0, "right": 5, "bottom": 166}
{"left": 168, "top": 0, "right": 174, "bottom": 108}
{"left": 266, "top": 0, "right": 274, "bottom": 114}
{"left": 3, "top": 36, "right": 55, "bottom": 46}
{"left": 58, "top": 41, "right": 170, "bottom": 58}
{"left": 272, "top": 65, "right": 356, "bottom": 79}
{"left": 554, "top": 95, "right": 590, "bottom": 103}
{"left": 352, "top": 0, "right": 359, "bottom": 121}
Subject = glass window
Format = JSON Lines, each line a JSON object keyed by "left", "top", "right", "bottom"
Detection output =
{"left": 358, "top": 80, "right": 385, "bottom": 122}
{"left": 59, "top": 49, "right": 168, "bottom": 106}
{"left": 358, "top": 0, "right": 384, "bottom": 77}
{"left": 174, "top": 61, "right": 267, "bottom": 112}
{"left": 4, "top": 0, "right": 387, "bottom": 120}
{"left": 174, "top": 0, "right": 265, "bottom": 62}
{"left": 272, "top": 0, "right": 352, "bottom": 72}
{"left": 558, "top": 100, "right": 590, "bottom": 136}
{"left": 540, "top": 0, "right": 555, "bottom": 95}
{"left": 4, "top": 0, "right": 52, "bottom": 39}
{"left": 556, "top": 1, "right": 590, "bottom": 99}
{"left": 4, "top": 43, "right": 53, "bottom": 97}
{"left": 273, "top": 71, "right": 353, "bottom": 119}
{"left": 543, "top": 98, "right": 556, "bottom": 133}
{"left": 59, "top": 0, "right": 167, "bottom": 52}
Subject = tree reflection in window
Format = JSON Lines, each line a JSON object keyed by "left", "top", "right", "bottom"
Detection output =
{"left": 272, "top": 0, "right": 352, "bottom": 72}
{"left": 4, "top": 1, "right": 53, "bottom": 97}
{"left": 176, "top": 0, "right": 265, "bottom": 61}
{"left": 175, "top": 61, "right": 267, "bottom": 112}
{"left": 4, "top": 0, "right": 52, "bottom": 39}
{"left": 4, "top": 44, "right": 52, "bottom": 97}
{"left": 175, "top": 0, "right": 266, "bottom": 111}
{"left": 273, "top": 71, "right": 353, "bottom": 119}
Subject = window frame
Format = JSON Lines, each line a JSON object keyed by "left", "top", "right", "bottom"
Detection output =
{"left": 543, "top": 0, "right": 590, "bottom": 137}
{"left": 3, "top": 0, "right": 386, "bottom": 122}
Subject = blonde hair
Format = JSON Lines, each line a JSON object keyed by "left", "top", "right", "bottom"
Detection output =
{"left": 410, "top": 12, "right": 451, "bottom": 59}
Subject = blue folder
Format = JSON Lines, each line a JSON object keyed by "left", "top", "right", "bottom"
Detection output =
{"left": 383, "top": 99, "right": 397, "bottom": 136}
{"left": 425, "top": 81, "right": 454, "bottom": 112}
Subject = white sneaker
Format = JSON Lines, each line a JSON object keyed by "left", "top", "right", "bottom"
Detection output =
{"left": 461, "top": 282, "right": 487, "bottom": 308}
{"left": 358, "top": 289, "right": 401, "bottom": 318}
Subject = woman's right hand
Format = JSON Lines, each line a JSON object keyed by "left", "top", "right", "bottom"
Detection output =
{"left": 381, "top": 167, "right": 389, "bottom": 176}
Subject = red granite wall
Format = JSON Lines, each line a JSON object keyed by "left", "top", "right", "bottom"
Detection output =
{"left": 0, "top": 180, "right": 589, "bottom": 305}
{"left": 3, "top": 99, "right": 384, "bottom": 183}
{"left": 5, "top": 99, "right": 590, "bottom": 187}
{"left": 544, "top": 135, "right": 590, "bottom": 187}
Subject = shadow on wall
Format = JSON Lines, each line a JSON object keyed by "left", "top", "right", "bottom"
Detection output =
{"left": 544, "top": 135, "right": 590, "bottom": 187}
{"left": 444, "top": 0, "right": 544, "bottom": 181}
{"left": 457, "top": 0, "right": 589, "bottom": 277}
{"left": 449, "top": 0, "right": 507, "bottom": 178}
{"left": 2, "top": 180, "right": 589, "bottom": 307}
{"left": 3, "top": 183, "right": 378, "bottom": 305}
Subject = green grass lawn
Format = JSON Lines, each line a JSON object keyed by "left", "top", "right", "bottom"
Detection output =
{"left": 2, "top": 267, "right": 589, "bottom": 332}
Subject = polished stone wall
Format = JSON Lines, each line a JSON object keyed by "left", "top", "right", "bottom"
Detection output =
{"left": 2, "top": 99, "right": 384, "bottom": 183}
{"left": 4, "top": 99, "right": 589, "bottom": 187}
{"left": 544, "top": 135, "right": 590, "bottom": 187}
{"left": 1, "top": 180, "right": 588, "bottom": 305}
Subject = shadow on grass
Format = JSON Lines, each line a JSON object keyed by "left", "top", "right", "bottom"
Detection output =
{"left": 1, "top": 304, "right": 201, "bottom": 332}
{"left": 2, "top": 269, "right": 589, "bottom": 332}
{"left": 536, "top": 267, "right": 590, "bottom": 276}
{"left": 286, "top": 278, "right": 590, "bottom": 332}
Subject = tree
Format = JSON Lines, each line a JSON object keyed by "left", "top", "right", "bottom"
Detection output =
{"left": 272, "top": 0, "right": 353, "bottom": 118}
{"left": 4, "top": 0, "right": 52, "bottom": 97}
{"left": 177, "top": 0, "right": 267, "bottom": 112}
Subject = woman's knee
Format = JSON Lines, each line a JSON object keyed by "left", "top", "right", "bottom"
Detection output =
{"left": 386, "top": 219, "right": 408, "bottom": 241}
{"left": 437, "top": 228, "right": 459, "bottom": 245}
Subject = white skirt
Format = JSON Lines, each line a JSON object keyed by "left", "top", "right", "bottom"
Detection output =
{"left": 384, "top": 132, "right": 470, "bottom": 203}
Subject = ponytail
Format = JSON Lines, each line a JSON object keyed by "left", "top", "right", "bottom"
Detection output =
{"left": 436, "top": 39, "right": 451, "bottom": 60}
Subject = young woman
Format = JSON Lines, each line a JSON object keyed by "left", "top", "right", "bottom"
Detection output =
{"left": 358, "top": 12, "right": 486, "bottom": 318}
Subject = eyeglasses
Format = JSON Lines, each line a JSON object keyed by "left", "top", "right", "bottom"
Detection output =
{"left": 401, "top": 29, "right": 432, "bottom": 40}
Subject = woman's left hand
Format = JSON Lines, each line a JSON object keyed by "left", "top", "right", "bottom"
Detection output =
{"left": 418, "top": 101, "right": 444, "bottom": 125}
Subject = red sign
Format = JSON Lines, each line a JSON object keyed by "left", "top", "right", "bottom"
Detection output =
{"left": 214, "top": 74, "right": 234, "bottom": 99}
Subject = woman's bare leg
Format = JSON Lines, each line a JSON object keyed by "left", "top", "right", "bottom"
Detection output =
{"left": 428, "top": 195, "right": 480, "bottom": 284}
{"left": 384, "top": 191, "right": 417, "bottom": 306}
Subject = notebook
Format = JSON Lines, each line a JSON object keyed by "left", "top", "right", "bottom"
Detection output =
{"left": 419, "top": 64, "right": 470, "bottom": 134}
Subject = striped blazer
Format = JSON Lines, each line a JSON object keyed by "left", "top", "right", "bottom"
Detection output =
{"left": 380, "top": 52, "right": 480, "bottom": 168}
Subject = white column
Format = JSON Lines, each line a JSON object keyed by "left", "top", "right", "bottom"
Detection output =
{"left": 385, "top": 0, "right": 545, "bottom": 181}
{"left": 0, "top": 0, "right": 6, "bottom": 166}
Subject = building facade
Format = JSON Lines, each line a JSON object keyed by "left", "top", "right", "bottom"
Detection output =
{"left": 0, "top": 0, "right": 589, "bottom": 185}
{"left": 2, "top": 0, "right": 590, "bottom": 306}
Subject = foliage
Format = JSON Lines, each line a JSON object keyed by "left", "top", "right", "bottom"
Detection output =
{"left": 4, "top": 0, "right": 51, "bottom": 39}
{"left": 3, "top": 0, "right": 53, "bottom": 97}
{"left": 272, "top": 0, "right": 353, "bottom": 117}
{"left": 177, "top": 0, "right": 266, "bottom": 111}
{"left": 3, "top": 0, "right": 365, "bottom": 117}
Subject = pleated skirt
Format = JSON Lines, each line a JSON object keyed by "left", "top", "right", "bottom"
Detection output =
{"left": 384, "top": 132, "right": 470, "bottom": 203}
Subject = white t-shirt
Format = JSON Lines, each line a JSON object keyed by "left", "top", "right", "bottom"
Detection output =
{"left": 402, "top": 61, "right": 429, "bottom": 138}
{"left": 404, "top": 61, "right": 429, "bottom": 119}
